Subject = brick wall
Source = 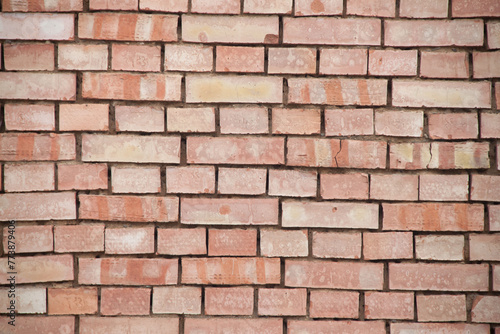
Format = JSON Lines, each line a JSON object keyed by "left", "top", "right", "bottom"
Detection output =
{"left": 0, "top": 0, "right": 499, "bottom": 333}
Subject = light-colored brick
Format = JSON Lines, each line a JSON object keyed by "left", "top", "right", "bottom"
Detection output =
{"left": 0, "top": 72, "right": 76, "bottom": 100}
{"left": 2, "top": 0, "right": 82, "bottom": 11}
{"left": 417, "top": 295, "right": 467, "bottom": 322}
{"left": 115, "top": 105, "right": 164, "bottom": 132}
{"left": 452, "top": 0, "right": 500, "bottom": 17}
{"left": 167, "top": 107, "right": 215, "bottom": 133}
{"left": 399, "top": 0, "right": 448, "bottom": 18}
{"left": 471, "top": 175, "right": 500, "bottom": 202}
{"left": 58, "top": 163, "right": 108, "bottom": 190}
{"left": 0, "top": 133, "right": 75, "bottom": 161}
{"left": 481, "top": 113, "right": 500, "bottom": 138}
{"left": 364, "top": 232, "right": 413, "bottom": 260}
{"left": 268, "top": 47, "right": 316, "bottom": 74}
{"left": 325, "top": 109, "right": 373, "bottom": 136}
{"left": 474, "top": 51, "right": 500, "bottom": 78}
{"left": 470, "top": 234, "right": 500, "bottom": 261}
{"left": 488, "top": 21, "right": 500, "bottom": 49}
{"left": 310, "top": 290, "right": 359, "bottom": 318}
{"left": 153, "top": 286, "right": 201, "bottom": 314}
{"left": 289, "top": 321, "right": 386, "bottom": 334}
{"left": 165, "top": 44, "right": 213, "bottom": 72}
{"left": 370, "top": 174, "right": 418, "bottom": 201}
{"left": 59, "top": 104, "right": 109, "bottom": 131}
{"left": 191, "top": 0, "right": 240, "bottom": 14}
{"left": 219, "top": 107, "right": 268, "bottom": 134}
{"left": 347, "top": 0, "right": 395, "bottom": 17}
{"left": 54, "top": 224, "right": 105, "bottom": 253}
{"left": 0, "top": 192, "right": 76, "bottom": 221}
{"left": 4, "top": 43, "right": 54, "bottom": 71}
{"left": 261, "top": 229, "right": 308, "bottom": 257}
{"left": 471, "top": 296, "right": 500, "bottom": 323}
{"left": 272, "top": 108, "right": 320, "bottom": 135}
{"left": 0, "top": 316, "right": 75, "bottom": 334}
{"left": 415, "top": 235, "right": 465, "bottom": 261}
{"left": 157, "top": 228, "right": 206, "bottom": 255}
{"left": 216, "top": 46, "right": 264, "bottom": 73}
{"left": 320, "top": 48, "right": 367, "bottom": 75}
{"left": 312, "top": 231, "right": 361, "bottom": 259}
{"left": 491, "top": 205, "right": 500, "bottom": 231}
{"left": 111, "top": 166, "right": 160, "bottom": 193}
{"left": 205, "top": 287, "right": 253, "bottom": 315}
{"left": 4, "top": 163, "right": 55, "bottom": 192}
{"left": 294, "top": 0, "right": 343, "bottom": 16}
{"left": 4, "top": 104, "right": 55, "bottom": 131}
{"left": 140, "top": 0, "right": 187, "bottom": 12}
{"left": 259, "top": 288, "right": 306, "bottom": 316}
{"left": 369, "top": 49, "right": 417, "bottom": 76}
{"left": 375, "top": 110, "right": 423, "bottom": 137}
{"left": 112, "top": 44, "right": 161, "bottom": 72}
{"left": 3, "top": 225, "right": 53, "bottom": 253}
{"left": 365, "top": 292, "right": 414, "bottom": 320}
{"left": 208, "top": 229, "right": 257, "bottom": 256}
{"left": 185, "top": 319, "right": 282, "bottom": 334}
{"left": 268, "top": 169, "right": 317, "bottom": 197}
{"left": 0, "top": 13, "right": 74, "bottom": 40}
{"left": 244, "top": 0, "right": 292, "bottom": 14}
{"left": 166, "top": 166, "right": 215, "bottom": 194}
{"left": 105, "top": 227, "right": 155, "bottom": 254}
{"left": 218, "top": 168, "right": 267, "bottom": 195}
{"left": 80, "top": 317, "right": 178, "bottom": 334}
{"left": 428, "top": 112, "right": 478, "bottom": 139}
{"left": 420, "top": 174, "right": 469, "bottom": 201}
{"left": 89, "top": 0, "right": 137, "bottom": 10}
{"left": 58, "top": 44, "right": 108, "bottom": 71}
{"left": 0, "top": 287, "right": 46, "bottom": 314}
{"left": 0, "top": 255, "right": 73, "bottom": 283}
{"left": 391, "top": 323, "right": 489, "bottom": 334}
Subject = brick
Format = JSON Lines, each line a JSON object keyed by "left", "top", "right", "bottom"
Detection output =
{"left": 370, "top": 174, "right": 419, "bottom": 201}
{"left": 0, "top": 133, "right": 76, "bottom": 161}
{"left": 3, "top": 225, "right": 53, "bottom": 253}
{"left": 260, "top": 229, "right": 308, "bottom": 257}
{"left": 285, "top": 260, "right": 384, "bottom": 289}
{"left": 268, "top": 47, "right": 316, "bottom": 74}
{"left": 324, "top": 109, "right": 373, "bottom": 136}
{"left": 385, "top": 20, "right": 484, "bottom": 47}
{"left": 0, "top": 13, "right": 74, "bottom": 40}
{"left": 218, "top": 168, "right": 267, "bottom": 195}
{"left": 216, "top": 46, "right": 264, "bottom": 73}
{"left": 205, "top": 287, "right": 254, "bottom": 315}
{"left": 492, "top": 205, "right": 500, "bottom": 231}
{"left": 268, "top": 169, "right": 317, "bottom": 197}
{"left": 4, "top": 43, "right": 54, "bottom": 71}
{"left": 259, "top": 288, "right": 306, "bottom": 316}
{"left": 111, "top": 166, "right": 161, "bottom": 193}
{"left": 220, "top": 108, "right": 268, "bottom": 134}
{"left": 391, "top": 323, "right": 489, "bottom": 334}
{"left": 183, "top": 15, "right": 279, "bottom": 43}
{"left": 186, "top": 75, "right": 282, "bottom": 103}
{"left": 481, "top": 113, "right": 500, "bottom": 138}
{"left": 313, "top": 232, "right": 361, "bottom": 259}
{"left": 289, "top": 320, "right": 386, "bottom": 334}
{"left": 420, "top": 174, "right": 469, "bottom": 201}
{"left": 79, "top": 195, "right": 178, "bottom": 222}
{"left": 369, "top": 49, "right": 417, "bottom": 76}
{"left": 488, "top": 21, "right": 500, "bottom": 49}
{"left": 0, "top": 316, "right": 75, "bottom": 334}
{"left": 495, "top": 265, "right": 500, "bottom": 291}
{"left": 244, "top": 0, "right": 292, "bottom": 14}
{"left": 79, "top": 258, "right": 178, "bottom": 285}
{"left": 4, "top": 162, "right": 55, "bottom": 192}
{"left": 167, "top": 107, "right": 215, "bottom": 133}
{"left": 347, "top": 0, "right": 395, "bottom": 17}
{"left": 105, "top": 227, "right": 155, "bottom": 254}
{"left": 453, "top": 0, "right": 500, "bottom": 17}
{"left": 0, "top": 192, "right": 76, "bottom": 221}
{"left": 288, "top": 78, "right": 387, "bottom": 105}
{"left": 54, "top": 225, "right": 105, "bottom": 253}
{"left": 294, "top": 0, "right": 343, "bottom": 16}
{"left": 59, "top": 103, "right": 109, "bottom": 131}
{"left": 0, "top": 287, "right": 45, "bottom": 314}
{"left": 153, "top": 286, "right": 201, "bottom": 314}
{"left": 470, "top": 234, "right": 500, "bottom": 261}
{"left": 182, "top": 257, "right": 280, "bottom": 285}
{"left": 157, "top": 228, "right": 206, "bottom": 255}
{"left": 2, "top": 0, "right": 82, "bottom": 11}
{"left": 115, "top": 105, "right": 164, "bottom": 132}
{"left": 58, "top": 163, "right": 108, "bottom": 190}
{"left": 428, "top": 112, "right": 478, "bottom": 139}
{"left": 4, "top": 104, "right": 55, "bottom": 131}
{"left": 283, "top": 201, "right": 378, "bottom": 229}
{"left": 80, "top": 317, "right": 179, "bottom": 334}
{"left": 191, "top": 0, "right": 240, "bottom": 14}
{"left": 399, "top": 0, "right": 448, "bottom": 18}
{"left": 471, "top": 175, "right": 500, "bottom": 201}
{"left": 0, "top": 255, "right": 73, "bottom": 283}
{"left": 90, "top": 0, "right": 138, "bottom": 10}
{"left": 310, "top": 290, "right": 359, "bottom": 318}
{"left": 0, "top": 72, "right": 76, "bottom": 100}
{"left": 420, "top": 51, "right": 469, "bottom": 79}
{"left": 417, "top": 295, "right": 467, "bottom": 322}
{"left": 472, "top": 296, "right": 500, "bottom": 323}
{"left": 48, "top": 288, "right": 98, "bottom": 315}
{"left": 364, "top": 232, "right": 413, "bottom": 260}
{"left": 112, "top": 44, "right": 161, "bottom": 72}
{"left": 82, "top": 134, "right": 180, "bottom": 163}
{"left": 320, "top": 48, "right": 367, "bottom": 75}
{"left": 185, "top": 318, "right": 282, "bottom": 334}
{"left": 82, "top": 73, "right": 182, "bottom": 101}
{"left": 58, "top": 44, "right": 108, "bottom": 70}
{"left": 284, "top": 17, "right": 381, "bottom": 45}
{"left": 474, "top": 51, "right": 500, "bottom": 78}
{"left": 208, "top": 229, "right": 257, "bottom": 256}
{"left": 79, "top": 13, "right": 177, "bottom": 41}
{"left": 272, "top": 108, "right": 320, "bottom": 135}
{"left": 165, "top": 44, "right": 213, "bottom": 72}
{"left": 383, "top": 203, "right": 484, "bottom": 231}
{"left": 365, "top": 292, "right": 413, "bottom": 320}
{"left": 101, "top": 288, "right": 150, "bottom": 316}
{"left": 166, "top": 166, "right": 215, "bottom": 194}
{"left": 140, "top": 0, "right": 187, "bottom": 12}
{"left": 415, "top": 235, "right": 465, "bottom": 261}
{"left": 389, "top": 263, "right": 489, "bottom": 291}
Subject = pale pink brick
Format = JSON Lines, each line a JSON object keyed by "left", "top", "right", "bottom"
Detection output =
{"left": 375, "top": 110, "right": 423, "bottom": 137}
{"left": 0, "top": 72, "right": 76, "bottom": 100}
{"left": 0, "top": 255, "right": 73, "bottom": 284}
{"left": 452, "top": 0, "right": 500, "bottom": 17}
{"left": 115, "top": 105, "right": 164, "bottom": 132}
{"left": 4, "top": 163, "right": 54, "bottom": 192}
{"left": 268, "top": 47, "right": 316, "bottom": 74}
{"left": 58, "top": 44, "right": 108, "bottom": 71}
{"left": 165, "top": 44, "right": 213, "bottom": 72}
{"left": 364, "top": 232, "right": 413, "bottom": 260}
{"left": 294, "top": 0, "right": 343, "bottom": 16}
{"left": 100, "top": 288, "right": 150, "bottom": 316}
{"left": 157, "top": 228, "right": 206, "bottom": 255}
{"left": 2, "top": 0, "right": 83, "bottom": 11}
{"left": 208, "top": 229, "right": 257, "bottom": 256}
{"left": 312, "top": 231, "right": 361, "bottom": 259}
{"left": 471, "top": 296, "right": 500, "bottom": 323}
{"left": 105, "top": 227, "right": 154, "bottom": 254}
{"left": 417, "top": 295, "right": 467, "bottom": 322}
{"left": 268, "top": 169, "right": 317, "bottom": 197}
{"left": 320, "top": 48, "right": 367, "bottom": 75}
{"left": 492, "top": 205, "right": 500, "bottom": 231}
{"left": 4, "top": 43, "right": 54, "bottom": 71}
{"left": 0, "top": 13, "right": 74, "bottom": 40}
{"left": 289, "top": 321, "right": 386, "bottom": 334}
{"left": 399, "top": 0, "right": 448, "bottom": 18}
{"left": 4, "top": 104, "right": 55, "bottom": 131}
{"left": 89, "top": 0, "right": 138, "bottom": 10}
{"left": 219, "top": 107, "right": 268, "bottom": 134}
{"left": 420, "top": 51, "right": 469, "bottom": 79}
{"left": 495, "top": 265, "right": 500, "bottom": 291}
{"left": 112, "top": 44, "right": 161, "bottom": 72}
{"left": 59, "top": 104, "right": 109, "bottom": 131}
{"left": 310, "top": 290, "right": 359, "bottom": 318}
{"left": 259, "top": 288, "right": 306, "bottom": 316}
{"left": 153, "top": 286, "right": 201, "bottom": 314}
{"left": 365, "top": 292, "right": 414, "bottom": 320}
{"left": 369, "top": 49, "right": 417, "bottom": 76}
{"left": 58, "top": 163, "right": 108, "bottom": 190}
{"left": 205, "top": 287, "right": 254, "bottom": 315}
{"left": 54, "top": 225, "right": 105, "bottom": 253}
{"left": 420, "top": 174, "right": 469, "bottom": 201}
{"left": 0, "top": 287, "right": 46, "bottom": 314}
{"left": 488, "top": 21, "right": 500, "bottom": 49}
{"left": 470, "top": 234, "right": 500, "bottom": 261}
{"left": 347, "top": 0, "right": 395, "bottom": 17}
{"left": 272, "top": 108, "right": 321, "bottom": 134}
{"left": 471, "top": 175, "right": 500, "bottom": 202}
{"left": 428, "top": 112, "right": 478, "bottom": 139}
{"left": 48, "top": 288, "right": 98, "bottom": 315}
{"left": 370, "top": 174, "right": 418, "bottom": 201}
{"left": 80, "top": 317, "right": 178, "bottom": 334}
{"left": 216, "top": 46, "right": 264, "bottom": 73}
{"left": 185, "top": 319, "right": 282, "bottom": 334}
{"left": 140, "top": 0, "right": 187, "bottom": 12}
{"left": 3, "top": 225, "right": 53, "bottom": 253}
{"left": 481, "top": 113, "right": 500, "bottom": 138}
{"left": 325, "top": 109, "right": 373, "bottom": 136}
{"left": 218, "top": 167, "right": 267, "bottom": 195}
{"left": 167, "top": 107, "right": 215, "bottom": 133}
{"left": 391, "top": 323, "right": 489, "bottom": 334}
{"left": 474, "top": 51, "right": 500, "bottom": 78}
{"left": 244, "top": 0, "right": 292, "bottom": 14}
{"left": 191, "top": 0, "right": 240, "bottom": 14}
{"left": 415, "top": 235, "right": 465, "bottom": 261}
{"left": 260, "top": 229, "right": 308, "bottom": 257}
{"left": 111, "top": 166, "right": 161, "bottom": 193}
{"left": 0, "top": 192, "right": 76, "bottom": 221}
{"left": 166, "top": 166, "right": 215, "bottom": 194}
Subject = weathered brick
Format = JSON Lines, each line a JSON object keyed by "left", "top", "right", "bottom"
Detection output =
{"left": 268, "top": 47, "right": 316, "bottom": 74}
{"left": 80, "top": 317, "right": 179, "bottom": 334}
{"left": 0, "top": 192, "right": 76, "bottom": 221}
{"left": 48, "top": 288, "right": 98, "bottom": 315}
{"left": 470, "top": 234, "right": 500, "bottom": 261}
{"left": 370, "top": 174, "right": 418, "bottom": 201}
{"left": 471, "top": 296, "right": 500, "bottom": 323}
{"left": 165, "top": 44, "right": 213, "bottom": 72}
{"left": 420, "top": 174, "right": 469, "bottom": 201}
{"left": 58, "top": 163, "right": 108, "bottom": 190}
{"left": 0, "top": 316, "right": 75, "bottom": 334}
{"left": 167, "top": 108, "right": 215, "bottom": 133}
{"left": 347, "top": 0, "right": 395, "bottom": 17}
{"left": 289, "top": 320, "right": 386, "bottom": 333}
{"left": 325, "top": 109, "right": 373, "bottom": 136}
{"left": 417, "top": 295, "right": 467, "bottom": 322}
{"left": 268, "top": 169, "right": 317, "bottom": 197}
{"left": 0, "top": 72, "right": 76, "bottom": 100}
{"left": 101, "top": 288, "right": 150, "bottom": 316}
{"left": 415, "top": 235, "right": 465, "bottom": 261}
{"left": 112, "top": 44, "right": 161, "bottom": 72}
{"left": 115, "top": 105, "right": 164, "bottom": 132}
{"left": 4, "top": 104, "right": 55, "bottom": 131}
{"left": 0, "top": 255, "right": 73, "bottom": 283}
{"left": 105, "top": 227, "right": 155, "bottom": 254}
{"left": 320, "top": 48, "right": 367, "bottom": 75}
{"left": 488, "top": 21, "right": 500, "bottom": 49}
{"left": 191, "top": 0, "right": 240, "bottom": 14}
{"left": 205, "top": 287, "right": 253, "bottom": 315}
{"left": 309, "top": 290, "right": 359, "bottom": 318}
{"left": 272, "top": 108, "right": 320, "bottom": 135}
{"left": 112, "top": 166, "right": 161, "bottom": 193}
{"left": 0, "top": 287, "right": 45, "bottom": 314}
{"left": 218, "top": 168, "right": 267, "bottom": 195}
{"left": 364, "top": 232, "right": 413, "bottom": 260}
{"left": 491, "top": 205, "right": 500, "bottom": 231}
{"left": 4, "top": 43, "right": 54, "bottom": 71}
{"left": 260, "top": 229, "right": 308, "bottom": 257}
{"left": 54, "top": 225, "right": 105, "bottom": 253}
{"left": 452, "top": 0, "right": 500, "bottom": 17}
{"left": 157, "top": 228, "right": 206, "bottom": 255}
{"left": 90, "top": 0, "right": 138, "bottom": 10}
{"left": 4, "top": 162, "right": 55, "bottom": 192}
{"left": 369, "top": 49, "right": 417, "bottom": 76}
{"left": 481, "top": 113, "right": 500, "bottom": 138}
{"left": 216, "top": 46, "right": 264, "bottom": 73}
{"left": 220, "top": 108, "right": 268, "bottom": 134}
{"left": 294, "top": 0, "right": 343, "bottom": 16}
{"left": 399, "top": 0, "right": 448, "bottom": 18}
{"left": 428, "top": 112, "right": 478, "bottom": 139}
{"left": 259, "top": 288, "right": 307, "bottom": 316}
{"left": 365, "top": 292, "right": 414, "bottom": 319}
{"left": 166, "top": 166, "right": 215, "bottom": 194}
{"left": 391, "top": 323, "right": 489, "bottom": 334}
{"left": 375, "top": 110, "right": 423, "bottom": 137}
{"left": 59, "top": 103, "right": 109, "bottom": 131}
{"left": 184, "top": 318, "right": 282, "bottom": 334}
{"left": 208, "top": 229, "right": 257, "bottom": 256}
{"left": 0, "top": 133, "right": 75, "bottom": 161}
{"left": 420, "top": 51, "right": 469, "bottom": 79}
{"left": 313, "top": 232, "right": 361, "bottom": 259}
{"left": 58, "top": 44, "right": 108, "bottom": 71}
{"left": 0, "top": 13, "right": 74, "bottom": 40}
{"left": 471, "top": 175, "right": 500, "bottom": 202}
{"left": 474, "top": 51, "right": 500, "bottom": 78}
{"left": 153, "top": 286, "right": 201, "bottom": 314}
{"left": 3, "top": 225, "right": 53, "bottom": 253}
{"left": 140, "top": 0, "right": 187, "bottom": 12}
{"left": 244, "top": 0, "right": 292, "bottom": 14}
{"left": 2, "top": 0, "right": 82, "bottom": 11}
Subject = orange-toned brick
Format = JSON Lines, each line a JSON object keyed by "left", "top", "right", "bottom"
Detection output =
{"left": 80, "top": 317, "right": 179, "bottom": 334}
{"left": 375, "top": 110, "right": 423, "bottom": 137}
{"left": 105, "top": 227, "right": 155, "bottom": 254}
{"left": 481, "top": 113, "right": 500, "bottom": 138}
{"left": 320, "top": 173, "right": 369, "bottom": 200}
{"left": 471, "top": 175, "right": 500, "bottom": 202}
{"left": 0, "top": 287, "right": 45, "bottom": 314}
{"left": 152, "top": 286, "right": 201, "bottom": 314}
{"left": 294, "top": 0, "right": 343, "bottom": 16}
{"left": 0, "top": 133, "right": 76, "bottom": 161}
{"left": 101, "top": 288, "right": 150, "bottom": 316}
{"left": 268, "top": 47, "right": 316, "bottom": 74}
{"left": 112, "top": 44, "right": 161, "bottom": 72}
{"left": 369, "top": 49, "right": 417, "bottom": 76}
{"left": 417, "top": 295, "right": 466, "bottom": 322}
{"left": 272, "top": 108, "right": 320, "bottom": 135}
{"left": 89, "top": 0, "right": 138, "bottom": 10}
{"left": 165, "top": 44, "right": 213, "bottom": 72}
{"left": 4, "top": 104, "right": 55, "bottom": 131}
{"left": 289, "top": 321, "right": 386, "bottom": 334}
{"left": 391, "top": 323, "right": 489, "bottom": 334}
{"left": 157, "top": 228, "right": 207, "bottom": 255}
{"left": 399, "top": 0, "right": 448, "bottom": 18}
{"left": 219, "top": 107, "right": 268, "bottom": 134}
{"left": 310, "top": 290, "right": 359, "bottom": 318}
{"left": 364, "top": 232, "right": 413, "bottom": 260}
{"left": 166, "top": 166, "right": 215, "bottom": 194}
{"left": 58, "top": 44, "right": 108, "bottom": 70}
{"left": 216, "top": 46, "right": 264, "bottom": 73}
{"left": 471, "top": 296, "right": 500, "bottom": 323}
{"left": 4, "top": 162, "right": 55, "bottom": 192}
{"left": 0, "top": 192, "right": 76, "bottom": 221}
{"left": 428, "top": 112, "right": 478, "bottom": 139}
{"left": 452, "top": 0, "right": 500, "bottom": 17}
{"left": 191, "top": 0, "right": 240, "bottom": 14}
{"left": 115, "top": 105, "right": 164, "bottom": 132}
{"left": 259, "top": 288, "right": 306, "bottom": 316}
{"left": 208, "top": 229, "right": 257, "bottom": 256}
{"left": 140, "top": 0, "right": 187, "bottom": 12}
{"left": 419, "top": 174, "right": 469, "bottom": 201}
{"left": 3, "top": 225, "right": 53, "bottom": 253}
{"left": 244, "top": 0, "right": 292, "bottom": 14}
{"left": 260, "top": 229, "right": 308, "bottom": 257}
{"left": 365, "top": 292, "right": 414, "bottom": 320}
{"left": 2, "top": 0, "right": 82, "bottom": 11}
{"left": 54, "top": 224, "right": 104, "bottom": 253}
{"left": 205, "top": 287, "right": 254, "bottom": 315}
{"left": 4, "top": 43, "right": 54, "bottom": 71}
{"left": 111, "top": 166, "right": 161, "bottom": 193}
{"left": 470, "top": 234, "right": 500, "bottom": 261}
{"left": 320, "top": 48, "right": 367, "bottom": 75}
{"left": 420, "top": 51, "right": 469, "bottom": 79}
{"left": 167, "top": 107, "right": 215, "bottom": 133}
{"left": 59, "top": 103, "right": 109, "bottom": 131}
{"left": 312, "top": 231, "right": 361, "bottom": 259}
{"left": 0, "top": 13, "right": 74, "bottom": 40}
{"left": 58, "top": 163, "right": 107, "bottom": 190}
{"left": 268, "top": 169, "right": 317, "bottom": 197}
{"left": 474, "top": 51, "right": 500, "bottom": 78}
{"left": 185, "top": 318, "right": 282, "bottom": 334}
{"left": 0, "top": 255, "right": 73, "bottom": 283}
{"left": 218, "top": 167, "right": 267, "bottom": 195}
{"left": 0, "top": 316, "right": 75, "bottom": 334}
{"left": 0, "top": 72, "right": 76, "bottom": 100}
{"left": 48, "top": 288, "right": 98, "bottom": 315}
{"left": 347, "top": 0, "right": 395, "bottom": 17}
{"left": 415, "top": 234, "right": 464, "bottom": 261}
{"left": 325, "top": 108, "right": 373, "bottom": 136}
{"left": 370, "top": 174, "right": 418, "bottom": 201}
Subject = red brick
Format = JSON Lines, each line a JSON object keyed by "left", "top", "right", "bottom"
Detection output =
{"left": 90, "top": 0, "right": 138, "bottom": 10}
{"left": 3, "top": 225, "right": 53, "bottom": 253}
{"left": 82, "top": 134, "right": 180, "bottom": 163}
{"left": 312, "top": 232, "right": 361, "bottom": 259}
{"left": 244, "top": 0, "right": 292, "bottom": 14}
{"left": 216, "top": 46, "right": 264, "bottom": 73}
{"left": 82, "top": 73, "right": 182, "bottom": 101}
{"left": 184, "top": 318, "right": 282, "bottom": 334}
{"left": 284, "top": 17, "right": 381, "bottom": 45}
{"left": 474, "top": 51, "right": 500, "bottom": 78}
{"left": 182, "top": 257, "right": 280, "bottom": 285}
{"left": 2, "top": 0, "right": 82, "bottom": 11}
{"left": 191, "top": 0, "right": 240, "bottom": 14}
{"left": 481, "top": 113, "right": 500, "bottom": 138}
{"left": 157, "top": 228, "right": 206, "bottom": 255}
{"left": 167, "top": 107, "right": 215, "bottom": 133}
{"left": 268, "top": 47, "right": 316, "bottom": 74}
{"left": 272, "top": 108, "right": 320, "bottom": 135}
{"left": 428, "top": 112, "right": 478, "bottom": 139}
{"left": 415, "top": 235, "right": 465, "bottom": 261}
{"left": 472, "top": 296, "right": 500, "bottom": 323}
{"left": 165, "top": 44, "right": 213, "bottom": 72}
{"left": 4, "top": 43, "right": 54, "bottom": 71}
{"left": 79, "top": 13, "right": 177, "bottom": 41}
{"left": 111, "top": 166, "right": 161, "bottom": 193}
{"left": 0, "top": 255, "right": 73, "bottom": 283}
{"left": 0, "top": 72, "right": 76, "bottom": 100}
{"left": 453, "top": 0, "right": 500, "bottom": 17}
{"left": 385, "top": 20, "right": 484, "bottom": 47}
{"left": 0, "top": 133, "right": 75, "bottom": 161}
{"left": 59, "top": 103, "right": 109, "bottom": 131}
{"left": 283, "top": 201, "right": 378, "bottom": 229}
{"left": 420, "top": 51, "right": 469, "bottom": 79}
{"left": 208, "top": 229, "right": 257, "bottom": 256}
{"left": 417, "top": 295, "right": 467, "bottom": 322}
{"left": 166, "top": 166, "right": 215, "bottom": 194}
{"left": 268, "top": 169, "right": 317, "bottom": 197}
{"left": 79, "top": 195, "right": 178, "bottom": 222}
{"left": 4, "top": 104, "right": 55, "bottom": 131}
{"left": 101, "top": 288, "right": 150, "bottom": 316}
{"left": 375, "top": 110, "right": 423, "bottom": 137}
{"left": 218, "top": 167, "right": 267, "bottom": 195}
{"left": 58, "top": 163, "right": 108, "bottom": 190}
{"left": 471, "top": 175, "right": 500, "bottom": 202}
{"left": 112, "top": 44, "right": 161, "bottom": 72}
{"left": 115, "top": 105, "right": 164, "bottom": 132}
{"left": 488, "top": 21, "right": 500, "bottom": 49}
{"left": 325, "top": 108, "right": 373, "bottom": 136}
{"left": 48, "top": 288, "right": 98, "bottom": 315}
{"left": 0, "top": 287, "right": 45, "bottom": 314}
{"left": 470, "top": 234, "right": 500, "bottom": 261}
{"left": 58, "top": 44, "right": 108, "bottom": 71}
{"left": 288, "top": 320, "right": 386, "bottom": 334}
{"left": 54, "top": 225, "right": 105, "bottom": 253}
{"left": 0, "top": 13, "right": 74, "bottom": 40}
{"left": 140, "top": 0, "right": 187, "bottom": 12}
{"left": 389, "top": 263, "right": 489, "bottom": 291}
{"left": 320, "top": 48, "right": 367, "bottom": 75}
{"left": 153, "top": 286, "right": 201, "bottom": 314}
{"left": 491, "top": 205, "right": 500, "bottom": 231}
{"left": 4, "top": 162, "right": 54, "bottom": 192}
{"left": 347, "top": 0, "right": 395, "bottom": 17}
{"left": 365, "top": 292, "right": 414, "bottom": 320}
{"left": 80, "top": 317, "right": 179, "bottom": 334}
{"left": 399, "top": 0, "right": 448, "bottom": 18}
{"left": 364, "top": 232, "right": 413, "bottom": 260}
{"left": 106, "top": 227, "right": 155, "bottom": 254}
{"left": 260, "top": 229, "right": 308, "bottom": 257}
{"left": 370, "top": 174, "right": 418, "bottom": 201}
{"left": 288, "top": 78, "right": 387, "bottom": 105}
{"left": 259, "top": 288, "right": 306, "bottom": 316}
{"left": 205, "top": 287, "right": 254, "bottom": 315}
{"left": 310, "top": 290, "right": 359, "bottom": 318}
{"left": 321, "top": 173, "right": 369, "bottom": 200}
{"left": 0, "top": 316, "right": 75, "bottom": 334}
{"left": 0, "top": 192, "right": 76, "bottom": 221}
{"left": 383, "top": 203, "right": 484, "bottom": 231}
{"left": 420, "top": 174, "right": 469, "bottom": 201}
{"left": 285, "top": 260, "right": 384, "bottom": 289}
{"left": 391, "top": 323, "right": 489, "bottom": 334}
